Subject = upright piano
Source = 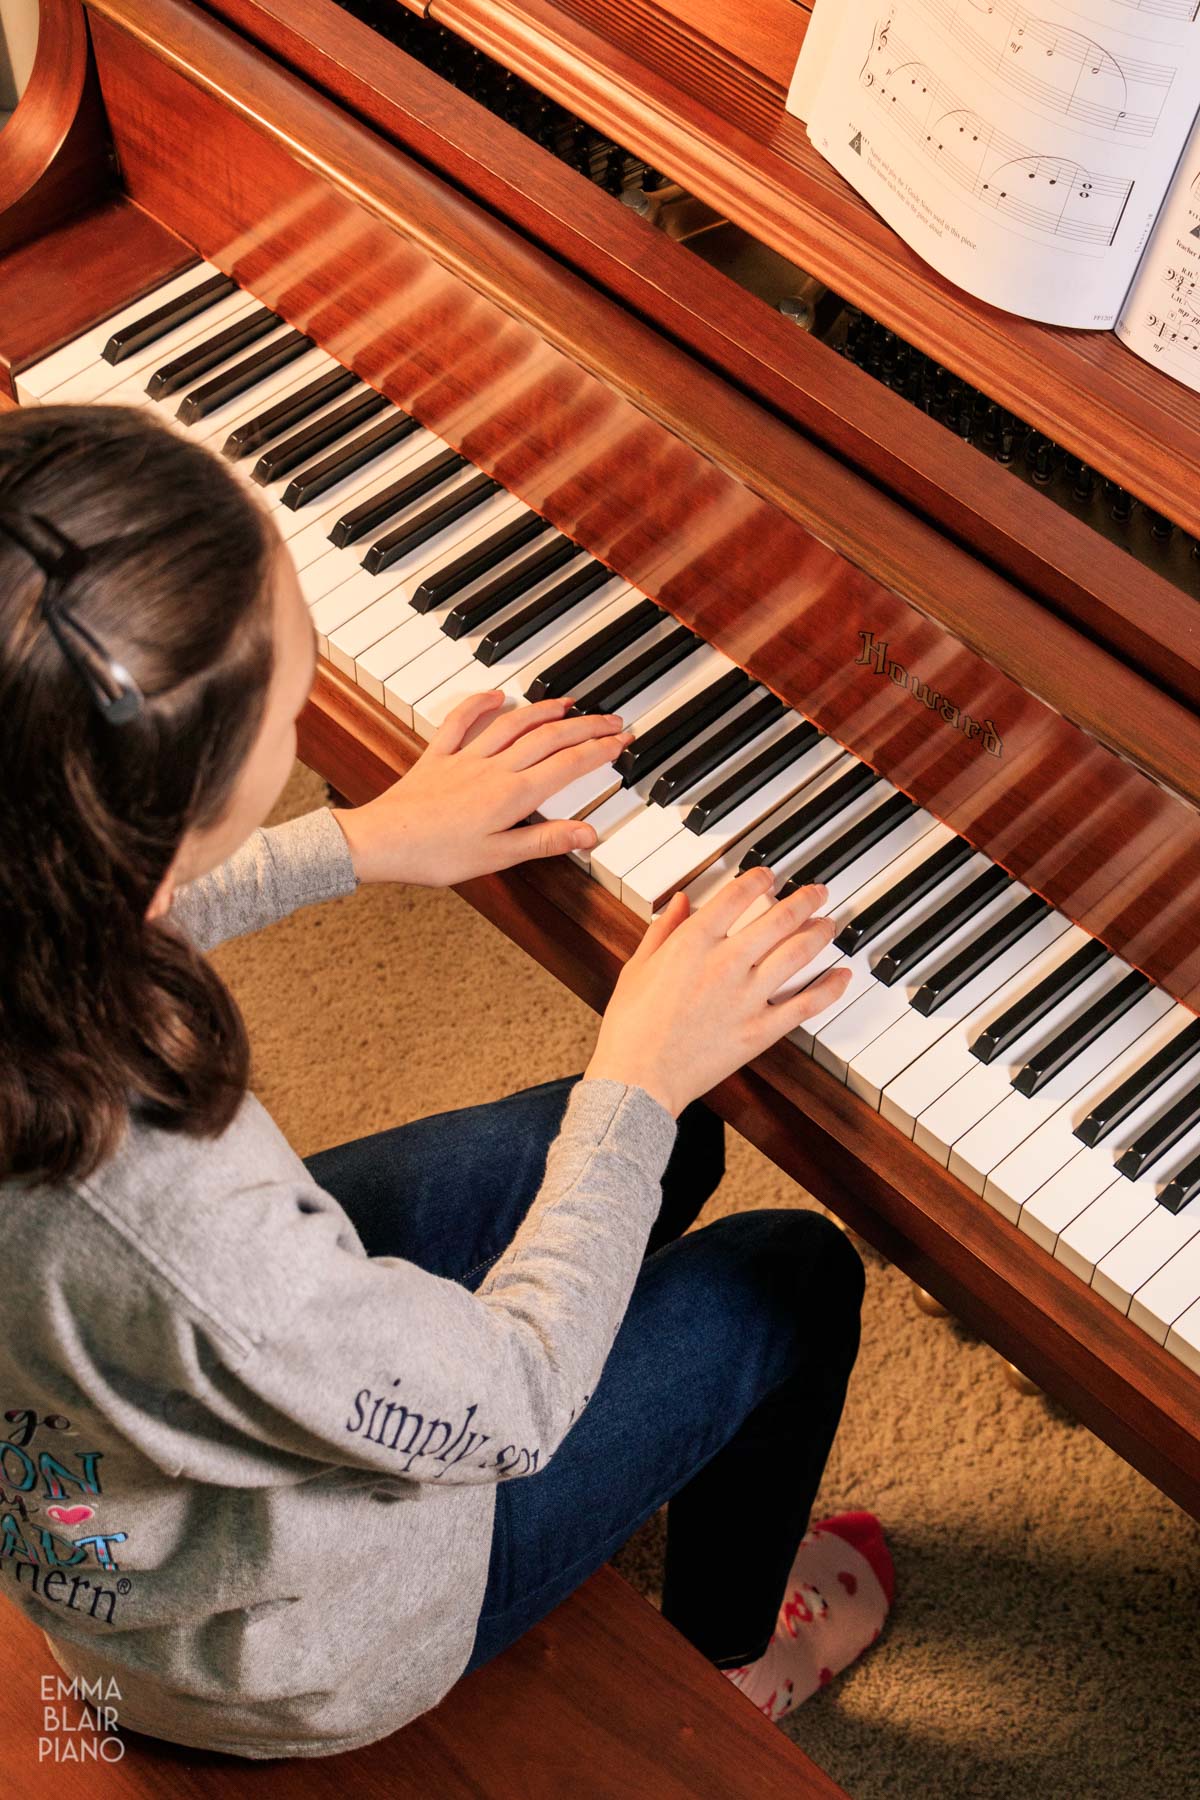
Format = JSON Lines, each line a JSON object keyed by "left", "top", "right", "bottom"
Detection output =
{"left": 4, "top": 0, "right": 1200, "bottom": 1522}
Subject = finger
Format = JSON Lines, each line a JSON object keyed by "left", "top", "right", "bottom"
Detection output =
{"left": 753, "top": 915, "right": 838, "bottom": 997}
{"left": 427, "top": 690, "right": 506, "bottom": 756}
{"left": 489, "top": 816, "right": 604, "bottom": 867}
{"left": 467, "top": 696, "right": 576, "bottom": 759}
{"left": 501, "top": 711, "right": 626, "bottom": 772}
{"left": 630, "top": 889, "right": 690, "bottom": 963}
{"left": 736, "top": 884, "right": 829, "bottom": 964}
{"left": 694, "top": 866, "right": 776, "bottom": 939}
{"left": 520, "top": 731, "right": 633, "bottom": 800}
{"left": 769, "top": 965, "right": 854, "bottom": 1034}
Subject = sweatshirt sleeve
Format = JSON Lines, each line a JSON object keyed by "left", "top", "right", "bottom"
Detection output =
{"left": 168, "top": 808, "right": 358, "bottom": 951}
{"left": 77, "top": 1081, "right": 678, "bottom": 1489}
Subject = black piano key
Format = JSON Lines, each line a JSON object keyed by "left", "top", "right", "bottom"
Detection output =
{"left": 410, "top": 513, "right": 549, "bottom": 610}
{"left": 569, "top": 624, "right": 702, "bottom": 717}
{"left": 145, "top": 306, "right": 280, "bottom": 399}
{"left": 524, "top": 600, "right": 662, "bottom": 702}
{"left": 649, "top": 693, "right": 786, "bottom": 807}
{"left": 1157, "top": 1150, "right": 1200, "bottom": 1215}
{"left": 1013, "top": 970, "right": 1153, "bottom": 1100}
{"left": 778, "top": 792, "right": 919, "bottom": 898}
{"left": 251, "top": 388, "right": 389, "bottom": 485}
{"left": 912, "top": 895, "right": 1053, "bottom": 1018}
{"left": 739, "top": 764, "right": 880, "bottom": 872}
{"left": 470, "top": 548, "right": 595, "bottom": 655}
{"left": 872, "top": 864, "right": 1012, "bottom": 988}
{"left": 1075, "top": 1019, "right": 1200, "bottom": 1148}
{"left": 330, "top": 447, "right": 466, "bottom": 551}
{"left": 1115, "top": 1078, "right": 1200, "bottom": 1181}
{"left": 970, "top": 939, "right": 1112, "bottom": 1065}
{"left": 684, "top": 720, "right": 822, "bottom": 837}
{"left": 282, "top": 412, "right": 421, "bottom": 511}
{"left": 835, "top": 836, "right": 975, "bottom": 958}
{"left": 221, "top": 365, "right": 358, "bottom": 459}
{"left": 616, "top": 668, "right": 755, "bottom": 787}
{"left": 102, "top": 271, "right": 236, "bottom": 365}
{"left": 175, "top": 328, "right": 312, "bottom": 425}
{"left": 361, "top": 472, "right": 502, "bottom": 575}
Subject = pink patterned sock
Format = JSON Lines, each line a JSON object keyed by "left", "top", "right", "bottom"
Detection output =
{"left": 723, "top": 1512, "right": 894, "bottom": 1723}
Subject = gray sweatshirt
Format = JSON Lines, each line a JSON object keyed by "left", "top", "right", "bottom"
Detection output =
{"left": 0, "top": 809, "right": 676, "bottom": 1758}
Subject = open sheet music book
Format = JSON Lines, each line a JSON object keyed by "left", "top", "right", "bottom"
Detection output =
{"left": 787, "top": 0, "right": 1200, "bottom": 391}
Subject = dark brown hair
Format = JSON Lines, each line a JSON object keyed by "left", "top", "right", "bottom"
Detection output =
{"left": 0, "top": 404, "right": 276, "bottom": 1185}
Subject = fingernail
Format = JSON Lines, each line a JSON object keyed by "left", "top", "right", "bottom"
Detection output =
{"left": 812, "top": 883, "right": 829, "bottom": 902}
{"left": 571, "top": 827, "right": 593, "bottom": 848}
{"left": 619, "top": 729, "right": 635, "bottom": 743}
{"left": 605, "top": 714, "right": 624, "bottom": 729}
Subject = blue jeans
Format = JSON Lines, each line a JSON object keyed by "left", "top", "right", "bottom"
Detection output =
{"left": 305, "top": 1076, "right": 864, "bottom": 1672}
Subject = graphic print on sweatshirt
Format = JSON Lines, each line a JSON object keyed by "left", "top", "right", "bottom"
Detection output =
{"left": 0, "top": 1404, "right": 130, "bottom": 1626}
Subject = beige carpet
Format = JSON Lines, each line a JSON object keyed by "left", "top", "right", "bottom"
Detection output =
{"left": 214, "top": 763, "right": 1200, "bottom": 1800}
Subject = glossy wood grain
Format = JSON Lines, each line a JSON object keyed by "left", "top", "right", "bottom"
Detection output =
{"left": 0, "top": 0, "right": 111, "bottom": 256}
{"left": 300, "top": 660, "right": 1200, "bottom": 1521}
{"left": 0, "top": 194, "right": 193, "bottom": 398}
{"left": 432, "top": 0, "right": 1200, "bottom": 541}
{"left": 0, "top": 1566, "right": 843, "bottom": 1797}
{"left": 72, "top": 0, "right": 1200, "bottom": 1008}
{"left": 202, "top": 0, "right": 1200, "bottom": 716}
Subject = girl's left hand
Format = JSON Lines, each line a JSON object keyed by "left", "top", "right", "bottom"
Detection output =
{"left": 331, "top": 691, "right": 633, "bottom": 887}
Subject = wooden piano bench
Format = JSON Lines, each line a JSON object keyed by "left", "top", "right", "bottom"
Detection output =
{"left": 0, "top": 1564, "right": 848, "bottom": 1799}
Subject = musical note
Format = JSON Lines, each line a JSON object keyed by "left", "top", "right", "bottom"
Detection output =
{"left": 911, "top": 0, "right": 1175, "bottom": 141}
{"left": 859, "top": 20, "right": 1135, "bottom": 246}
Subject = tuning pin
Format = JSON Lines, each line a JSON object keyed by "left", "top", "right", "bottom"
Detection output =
{"left": 1073, "top": 463, "right": 1096, "bottom": 502}
{"left": 1106, "top": 482, "right": 1133, "bottom": 524}
{"left": 641, "top": 167, "right": 666, "bottom": 191}
{"left": 1148, "top": 511, "right": 1175, "bottom": 542}
{"left": 996, "top": 426, "right": 1016, "bottom": 464}
{"left": 1030, "top": 439, "right": 1056, "bottom": 484}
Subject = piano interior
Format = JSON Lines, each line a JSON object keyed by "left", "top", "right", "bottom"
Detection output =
{"left": 3, "top": 0, "right": 1200, "bottom": 1630}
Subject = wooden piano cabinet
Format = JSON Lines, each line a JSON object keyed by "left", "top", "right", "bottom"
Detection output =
{"left": 0, "top": 0, "right": 200, "bottom": 394}
{"left": 430, "top": 0, "right": 1200, "bottom": 544}
{"left": 0, "top": 0, "right": 108, "bottom": 256}
{"left": 203, "top": 0, "right": 1200, "bottom": 719}
{"left": 300, "top": 661, "right": 1200, "bottom": 1523}
{"left": 70, "top": 0, "right": 1200, "bottom": 1011}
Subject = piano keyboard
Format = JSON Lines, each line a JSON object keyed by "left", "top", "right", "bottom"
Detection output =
{"left": 21, "top": 264, "right": 1200, "bottom": 1380}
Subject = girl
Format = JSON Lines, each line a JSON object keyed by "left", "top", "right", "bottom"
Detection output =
{"left": 0, "top": 404, "right": 891, "bottom": 1760}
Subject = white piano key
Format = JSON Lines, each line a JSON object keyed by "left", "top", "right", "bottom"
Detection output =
{"left": 48, "top": 293, "right": 262, "bottom": 408}
{"left": 982, "top": 990, "right": 1177, "bottom": 1221}
{"left": 620, "top": 735, "right": 846, "bottom": 924}
{"left": 590, "top": 684, "right": 775, "bottom": 899}
{"left": 14, "top": 262, "right": 218, "bottom": 400}
{"left": 287, "top": 428, "right": 439, "bottom": 572}
{"left": 186, "top": 345, "right": 336, "bottom": 446}
{"left": 1017, "top": 1149, "right": 1123, "bottom": 1254}
{"left": 747, "top": 809, "right": 942, "bottom": 1009}
{"left": 870, "top": 917, "right": 1081, "bottom": 1127}
{"left": 917, "top": 951, "right": 1146, "bottom": 1178}
{"left": 1131, "top": 1228, "right": 1200, "bottom": 1344}
{"left": 1054, "top": 1177, "right": 1159, "bottom": 1284}
{"left": 1165, "top": 1293, "right": 1200, "bottom": 1376}
{"left": 810, "top": 868, "right": 1022, "bottom": 1083}
{"left": 379, "top": 541, "right": 620, "bottom": 722}
{"left": 1094, "top": 1188, "right": 1200, "bottom": 1316}
{"left": 533, "top": 642, "right": 729, "bottom": 825}
{"left": 408, "top": 583, "right": 634, "bottom": 731}
{"left": 311, "top": 490, "right": 522, "bottom": 651}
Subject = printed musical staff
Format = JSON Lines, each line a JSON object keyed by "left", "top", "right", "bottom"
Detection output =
{"left": 1110, "top": 0, "right": 1199, "bottom": 23}
{"left": 913, "top": 0, "right": 1175, "bottom": 140}
{"left": 861, "top": 17, "right": 1135, "bottom": 246}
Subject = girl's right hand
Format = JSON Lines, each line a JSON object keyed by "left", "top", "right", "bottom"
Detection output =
{"left": 584, "top": 867, "right": 854, "bottom": 1118}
